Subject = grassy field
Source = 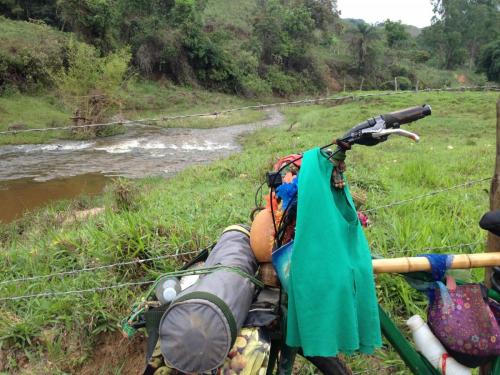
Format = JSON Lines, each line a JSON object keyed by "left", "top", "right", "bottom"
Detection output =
{"left": 0, "top": 90, "right": 498, "bottom": 373}
{"left": 204, "top": 0, "right": 257, "bottom": 34}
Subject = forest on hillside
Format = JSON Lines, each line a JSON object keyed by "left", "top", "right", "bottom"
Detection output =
{"left": 0, "top": 0, "right": 499, "bottom": 97}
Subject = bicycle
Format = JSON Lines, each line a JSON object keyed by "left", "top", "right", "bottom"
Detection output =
{"left": 123, "top": 104, "right": 500, "bottom": 375}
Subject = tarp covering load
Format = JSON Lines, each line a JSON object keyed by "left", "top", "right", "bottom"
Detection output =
{"left": 159, "top": 226, "right": 259, "bottom": 373}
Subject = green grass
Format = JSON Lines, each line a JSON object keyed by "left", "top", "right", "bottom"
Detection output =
{"left": 203, "top": 0, "right": 257, "bottom": 34}
{"left": 0, "top": 16, "right": 68, "bottom": 96}
{"left": 118, "top": 80, "right": 268, "bottom": 128}
{"left": 0, "top": 91, "right": 498, "bottom": 373}
{"left": 0, "top": 16, "right": 67, "bottom": 53}
{"left": 0, "top": 93, "right": 71, "bottom": 144}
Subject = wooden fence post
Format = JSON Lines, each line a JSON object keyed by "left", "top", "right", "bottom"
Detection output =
{"left": 394, "top": 77, "right": 398, "bottom": 91}
{"left": 487, "top": 99, "right": 500, "bottom": 273}
{"left": 482, "top": 98, "right": 500, "bottom": 375}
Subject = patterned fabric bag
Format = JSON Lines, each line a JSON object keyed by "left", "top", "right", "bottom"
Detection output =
{"left": 427, "top": 277, "right": 500, "bottom": 367}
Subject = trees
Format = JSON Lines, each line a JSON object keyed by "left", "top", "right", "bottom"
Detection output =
{"left": 478, "top": 39, "right": 500, "bottom": 82}
{"left": 57, "top": 0, "right": 117, "bottom": 52}
{"left": 349, "top": 22, "right": 381, "bottom": 75}
{"left": 384, "top": 20, "right": 410, "bottom": 48}
{"left": 421, "top": 0, "right": 499, "bottom": 70}
{"left": 302, "top": 0, "right": 340, "bottom": 33}
{"left": 0, "top": 0, "right": 58, "bottom": 24}
{"left": 253, "top": 0, "right": 315, "bottom": 68}
{"left": 1, "top": 0, "right": 496, "bottom": 94}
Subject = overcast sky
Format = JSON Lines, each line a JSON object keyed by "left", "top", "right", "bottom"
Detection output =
{"left": 337, "top": 0, "right": 435, "bottom": 28}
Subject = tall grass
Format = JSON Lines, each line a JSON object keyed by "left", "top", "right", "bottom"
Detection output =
{"left": 0, "top": 91, "right": 498, "bottom": 373}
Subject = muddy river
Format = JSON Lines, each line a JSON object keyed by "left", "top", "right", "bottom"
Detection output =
{"left": 0, "top": 110, "right": 283, "bottom": 223}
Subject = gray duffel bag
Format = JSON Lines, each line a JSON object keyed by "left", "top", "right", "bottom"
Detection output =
{"left": 159, "top": 225, "right": 259, "bottom": 373}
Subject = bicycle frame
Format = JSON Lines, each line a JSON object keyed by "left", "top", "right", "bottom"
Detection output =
{"left": 130, "top": 248, "right": 500, "bottom": 375}
{"left": 265, "top": 278, "right": 500, "bottom": 375}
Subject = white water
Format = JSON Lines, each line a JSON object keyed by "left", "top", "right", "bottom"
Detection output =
{"left": 0, "top": 109, "right": 283, "bottom": 182}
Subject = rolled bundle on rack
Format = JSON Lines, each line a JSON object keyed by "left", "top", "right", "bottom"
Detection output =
{"left": 159, "top": 225, "right": 259, "bottom": 374}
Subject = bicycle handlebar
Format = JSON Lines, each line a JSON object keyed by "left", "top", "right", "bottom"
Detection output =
{"left": 337, "top": 103, "right": 432, "bottom": 149}
{"left": 381, "top": 104, "right": 432, "bottom": 128}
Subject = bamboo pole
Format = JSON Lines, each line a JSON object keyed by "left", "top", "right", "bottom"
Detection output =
{"left": 372, "top": 252, "right": 500, "bottom": 274}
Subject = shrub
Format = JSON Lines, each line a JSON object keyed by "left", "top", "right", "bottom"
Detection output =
{"left": 51, "top": 39, "right": 131, "bottom": 98}
{"left": 0, "top": 17, "right": 67, "bottom": 91}
{"left": 108, "top": 178, "right": 139, "bottom": 212}
{"left": 265, "top": 66, "right": 300, "bottom": 97}
{"left": 49, "top": 39, "right": 131, "bottom": 132}
{"left": 396, "top": 76, "right": 412, "bottom": 90}
{"left": 240, "top": 74, "right": 272, "bottom": 97}
{"left": 411, "top": 50, "right": 432, "bottom": 64}
{"left": 477, "top": 39, "right": 500, "bottom": 83}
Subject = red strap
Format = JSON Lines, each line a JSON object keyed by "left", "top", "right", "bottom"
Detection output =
{"left": 441, "top": 353, "right": 449, "bottom": 374}
{"left": 446, "top": 275, "right": 457, "bottom": 291}
{"left": 273, "top": 154, "right": 302, "bottom": 171}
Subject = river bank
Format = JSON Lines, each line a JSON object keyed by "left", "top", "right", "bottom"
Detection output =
{"left": 0, "top": 91, "right": 497, "bottom": 374}
{"left": 0, "top": 81, "right": 269, "bottom": 146}
{"left": 0, "top": 109, "right": 283, "bottom": 223}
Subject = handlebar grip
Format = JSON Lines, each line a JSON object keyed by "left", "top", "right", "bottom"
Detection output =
{"left": 382, "top": 104, "right": 431, "bottom": 127}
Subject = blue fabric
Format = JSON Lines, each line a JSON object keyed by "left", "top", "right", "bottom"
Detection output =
{"left": 276, "top": 177, "right": 298, "bottom": 210}
{"left": 417, "top": 254, "right": 454, "bottom": 307}
{"left": 420, "top": 254, "right": 453, "bottom": 281}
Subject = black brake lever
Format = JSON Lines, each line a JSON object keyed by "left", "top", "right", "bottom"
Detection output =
{"left": 337, "top": 116, "right": 389, "bottom": 148}
{"left": 335, "top": 104, "right": 431, "bottom": 150}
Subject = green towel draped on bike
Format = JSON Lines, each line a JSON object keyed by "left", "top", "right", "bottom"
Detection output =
{"left": 286, "top": 147, "right": 382, "bottom": 357}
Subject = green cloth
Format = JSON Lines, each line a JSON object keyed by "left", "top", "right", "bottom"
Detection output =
{"left": 286, "top": 147, "right": 381, "bottom": 357}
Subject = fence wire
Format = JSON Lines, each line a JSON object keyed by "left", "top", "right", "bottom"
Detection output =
{"left": 0, "top": 280, "right": 154, "bottom": 302}
{"left": 363, "top": 177, "right": 490, "bottom": 213}
{"left": 0, "top": 239, "right": 486, "bottom": 301}
{"left": 0, "top": 249, "right": 202, "bottom": 286}
{"left": 0, "top": 86, "right": 497, "bottom": 136}
{"left": 0, "top": 176, "right": 491, "bottom": 291}
{"left": 378, "top": 240, "right": 484, "bottom": 258}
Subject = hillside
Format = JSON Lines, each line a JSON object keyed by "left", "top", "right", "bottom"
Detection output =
{"left": 0, "top": 17, "right": 269, "bottom": 146}
{"left": 344, "top": 17, "right": 421, "bottom": 36}
{"left": 404, "top": 24, "right": 421, "bottom": 37}
{"left": 0, "top": 16, "right": 68, "bottom": 89}
{"left": 203, "top": 0, "right": 257, "bottom": 34}
{"left": 1, "top": 0, "right": 496, "bottom": 102}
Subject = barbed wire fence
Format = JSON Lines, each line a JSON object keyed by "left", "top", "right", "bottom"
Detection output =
{"left": 0, "top": 85, "right": 498, "bottom": 136}
{"left": 0, "top": 250, "right": 202, "bottom": 286}
{"left": 0, "top": 174, "right": 491, "bottom": 301}
{"left": 0, "top": 280, "right": 155, "bottom": 302}
{"left": 362, "top": 177, "right": 490, "bottom": 213}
